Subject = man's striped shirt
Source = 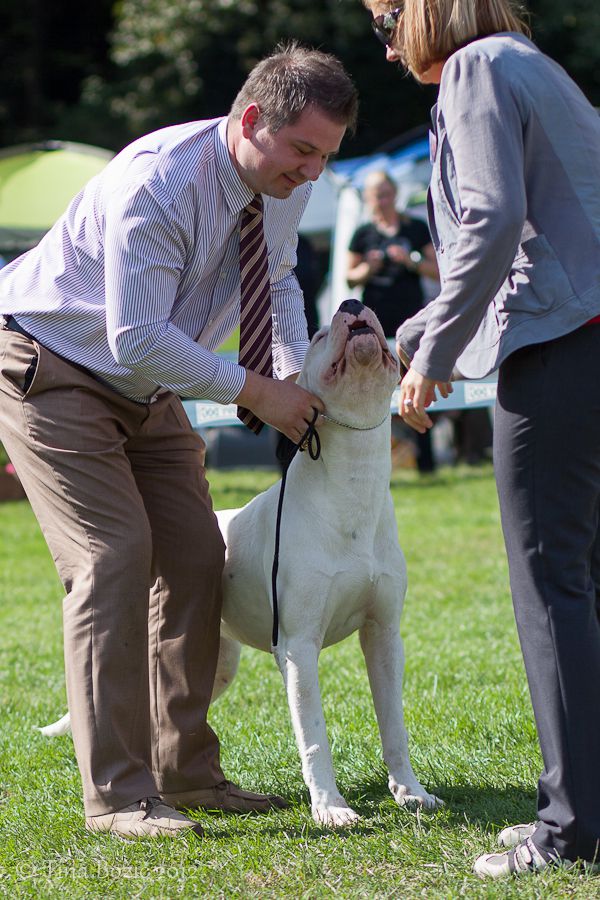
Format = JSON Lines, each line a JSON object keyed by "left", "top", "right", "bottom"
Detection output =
{"left": 0, "top": 117, "right": 311, "bottom": 403}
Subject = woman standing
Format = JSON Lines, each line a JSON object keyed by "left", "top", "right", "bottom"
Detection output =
{"left": 347, "top": 170, "right": 438, "bottom": 339}
{"left": 347, "top": 170, "right": 439, "bottom": 472}
{"left": 363, "top": 0, "right": 600, "bottom": 879}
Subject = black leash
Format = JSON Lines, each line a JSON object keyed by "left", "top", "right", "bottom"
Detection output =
{"left": 271, "top": 409, "right": 321, "bottom": 648}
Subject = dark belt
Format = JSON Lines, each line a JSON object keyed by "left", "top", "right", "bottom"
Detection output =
{"left": 3, "top": 315, "right": 35, "bottom": 340}
{"left": 1, "top": 314, "right": 108, "bottom": 389}
{"left": 1, "top": 314, "right": 165, "bottom": 403}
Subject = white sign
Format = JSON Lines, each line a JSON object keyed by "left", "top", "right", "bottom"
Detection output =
{"left": 193, "top": 402, "right": 238, "bottom": 426}
{"left": 464, "top": 382, "right": 497, "bottom": 405}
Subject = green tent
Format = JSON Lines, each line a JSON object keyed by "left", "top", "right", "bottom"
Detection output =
{"left": 0, "top": 141, "right": 113, "bottom": 258}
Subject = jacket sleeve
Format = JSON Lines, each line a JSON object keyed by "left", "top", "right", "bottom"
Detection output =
{"left": 408, "top": 48, "right": 527, "bottom": 382}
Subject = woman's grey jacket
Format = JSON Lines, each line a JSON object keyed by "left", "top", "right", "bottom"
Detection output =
{"left": 397, "top": 33, "right": 600, "bottom": 382}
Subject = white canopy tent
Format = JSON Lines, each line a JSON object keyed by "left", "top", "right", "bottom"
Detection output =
{"left": 297, "top": 130, "right": 434, "bottom": 324}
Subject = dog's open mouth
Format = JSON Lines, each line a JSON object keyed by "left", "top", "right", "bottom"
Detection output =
{"left": 327, "top": 313, "right": 396, "bottom": 378}
{"left": 347, "top": 320, "right": 375, "bottom": 340}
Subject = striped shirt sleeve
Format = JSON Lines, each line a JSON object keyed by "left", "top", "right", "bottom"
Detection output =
{"left": 104, "top": 177, "right": 246, "bottom": 403}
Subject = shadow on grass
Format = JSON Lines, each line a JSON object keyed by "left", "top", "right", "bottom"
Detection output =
{"left": 192, "top": 778, "right": 537, "bottom": 841}
{"left": 338, "top": 776, "right": 536, "bottom": 833}
{"left": 390, "top": 463, "right": 495, "bottom": 491}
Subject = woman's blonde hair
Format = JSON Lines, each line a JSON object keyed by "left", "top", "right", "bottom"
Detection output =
{"left": 363, "top": 0, "right": 530, "bottom": 76}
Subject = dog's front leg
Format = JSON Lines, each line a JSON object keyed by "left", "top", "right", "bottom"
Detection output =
{"left": 359, "top": 620, "right": 443, "bottom": 809}
{"left": 274, "top": 639, "right": 360, "bottom": 828}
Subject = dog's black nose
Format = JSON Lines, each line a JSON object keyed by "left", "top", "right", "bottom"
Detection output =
{"left": 339, "top": 299, "right": 365, "bottom": 317}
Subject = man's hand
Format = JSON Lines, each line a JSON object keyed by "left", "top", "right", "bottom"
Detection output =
{"left": 399, "top": 366, "right": 452, "bottom": 433}
{"left": 236, "top": 370, "right": 324, "bottom": 443}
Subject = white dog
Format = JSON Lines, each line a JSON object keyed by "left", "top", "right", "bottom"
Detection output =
{"left": 214, "top": 299, "right": 440, "bottom": 826}
{"left": 41, "top": 300, "right": 441, "bottom": 827}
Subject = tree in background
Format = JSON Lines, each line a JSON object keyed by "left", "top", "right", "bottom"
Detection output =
{"left": 0, "top": 0, "right": 437, "bottom": 153}
{"left": 0, "top": 0, "right": 114, "bottom": 146}
{"left": 0, "top": 0, "right": 598, "bottom": 154}
{"left": 62, "top": 0, "right": 439, "bottom": 155}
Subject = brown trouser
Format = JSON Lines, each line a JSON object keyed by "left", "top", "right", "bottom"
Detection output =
{"left": 0, "top": 327, "right": 225, "bottom": 815}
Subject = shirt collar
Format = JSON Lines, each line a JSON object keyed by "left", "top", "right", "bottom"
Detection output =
{"left": 215, "top": 117, "right": 256, "bottom": 214}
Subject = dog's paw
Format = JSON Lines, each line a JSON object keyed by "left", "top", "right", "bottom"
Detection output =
{"left": 390, "top": 781, "right": 444, "bottom": 810}
{"left": 312, "top": 804, "right": 361, "bottom": 828}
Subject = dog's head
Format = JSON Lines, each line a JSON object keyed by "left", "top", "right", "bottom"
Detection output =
{"left": 298, "top": 300, "right": 399, "bottom": 426}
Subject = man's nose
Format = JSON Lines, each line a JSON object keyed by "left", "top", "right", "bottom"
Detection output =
{"left": 300, "top": 156, "right": 327, "bottom": 182}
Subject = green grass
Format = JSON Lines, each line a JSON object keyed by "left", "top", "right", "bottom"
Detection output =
{"left": 217, "top": 328, "right": 240, "bottom": 355}
{"left": 1, "top": 464, "right": 599, "bottom": 898}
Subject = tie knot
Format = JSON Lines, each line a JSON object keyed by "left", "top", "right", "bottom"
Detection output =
{"left": 245, "top": 194, "right": 263, "bottom": 217}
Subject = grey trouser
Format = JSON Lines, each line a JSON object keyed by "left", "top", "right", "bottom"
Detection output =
{"left": 494, "top": 323, "right": 600, "bottom": 862}
{"left": 0, "top": 327, "right": 225, "bottom": 815}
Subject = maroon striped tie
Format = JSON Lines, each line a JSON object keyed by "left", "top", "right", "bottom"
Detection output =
{"left": 237, "top": 194, "right": 273, "bottom": 433}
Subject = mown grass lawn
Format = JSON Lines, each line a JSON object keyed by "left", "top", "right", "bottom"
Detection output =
{"left": 1, "top": 464, "right": 599, "bottom": 899}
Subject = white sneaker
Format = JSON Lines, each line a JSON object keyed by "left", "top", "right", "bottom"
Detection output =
{"left": 497, "top": 822, "right": 537, "bottom": 847}
{"left": 474, "top": 837, "right": 557, "bottom": 878}
{"left": 474, "top": 836, "right": 600, "bottom": 879}
{"left": 86, "top": 796, "right": 203, "bottom": 840}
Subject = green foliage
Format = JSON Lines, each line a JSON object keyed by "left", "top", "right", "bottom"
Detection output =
{"left": 529, "top": 0, "right": 600, "bottom": 99}
{"left": 1, "top": 1, "right": 598, "bottom": 153}
{"left": 66, "top": 0, "right": 436, "bottom": 154}
{"left": 2, "top": 465, "right": 600, "bottom": 896}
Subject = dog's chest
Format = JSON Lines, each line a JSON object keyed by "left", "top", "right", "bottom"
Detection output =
{"left": 319, "top": 566, "right": 383, "bottom": 645}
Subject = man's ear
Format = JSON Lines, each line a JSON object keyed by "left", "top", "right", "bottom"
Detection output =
{"left": 240, "top": 103, "right": 261, "bottom": 139}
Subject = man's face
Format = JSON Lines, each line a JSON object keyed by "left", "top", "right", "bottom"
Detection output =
{"left": 235, "top": 104, "right": 347, "bottom": 199}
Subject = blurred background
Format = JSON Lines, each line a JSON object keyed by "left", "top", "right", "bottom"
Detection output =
{"left": 2, "top": 0, "right": 598, "bottom": 288}
{"left": 0, "top": 0, "right": 597, "bottom": 473}
{"left": 1, "top": 1, "right": 598, "bottom": 157}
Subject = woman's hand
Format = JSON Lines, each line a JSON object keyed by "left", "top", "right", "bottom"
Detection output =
{"left": 385, "top": 242, "right": 411, "bottom": 266}
{"left": 399, "top": 366, "right": 453, "bottom": 433}
{"left": 346, "top": 249, "right": 384, "bottom": 288}
{"left": 365, "top": 249, "right": 385, "bottom": 273}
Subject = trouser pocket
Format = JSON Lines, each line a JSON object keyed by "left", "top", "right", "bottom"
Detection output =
{"left": 0, "top": 331, "right": 39, "bottom": 395}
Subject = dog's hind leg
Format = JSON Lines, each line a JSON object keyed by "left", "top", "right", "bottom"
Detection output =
{"left": 359, "top": 619, "right": 443, "bottom": 810}
{"left": 211, "top": 634, "right": 242, "bottom": 701}
{"left": 273, "top": 638, "right": 360, "bottom": 828}
{"left": 39, "top": 634, "right": 241, "bottom": 739}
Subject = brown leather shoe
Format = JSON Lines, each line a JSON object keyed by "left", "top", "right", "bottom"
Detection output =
{"left": 85, "top": 797, "right": 203, "bottom": 839}
{"left": 161, "top": 780, "right": 288, "bottom": 813}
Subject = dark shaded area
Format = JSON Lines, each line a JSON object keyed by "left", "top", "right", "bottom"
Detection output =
{"left": 1, "top": 1, "right": 595, "bottom": 155}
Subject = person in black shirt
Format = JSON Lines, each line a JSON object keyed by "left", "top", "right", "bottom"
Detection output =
{"left": 347, "top": 170, "right": 438, "bottom": 337}
{"left": 295, "top": 233, "right": 321, "bottom": 338}
{"left": 347, "top": 170, "right": 439, "bottom": 472}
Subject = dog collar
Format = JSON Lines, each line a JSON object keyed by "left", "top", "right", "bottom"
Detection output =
{"left": 320, "top": 412, "right": 389, "bottom": 431}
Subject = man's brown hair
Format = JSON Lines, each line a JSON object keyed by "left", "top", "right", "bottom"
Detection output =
{"left": 230, "top": 42, "right": 359, "bottom": 134}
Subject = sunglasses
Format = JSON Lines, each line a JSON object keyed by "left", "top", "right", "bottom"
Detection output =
{"left": 371, "top": 7, "right": 403, "bottom": 47}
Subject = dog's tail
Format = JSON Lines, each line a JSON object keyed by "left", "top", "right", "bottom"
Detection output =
{"left": 38, "top": 711, "right": 71, "bottom": 737}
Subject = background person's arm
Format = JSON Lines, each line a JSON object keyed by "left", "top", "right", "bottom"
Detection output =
{"left": 347, "top": 249, "right": 384, "bottom": 287}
